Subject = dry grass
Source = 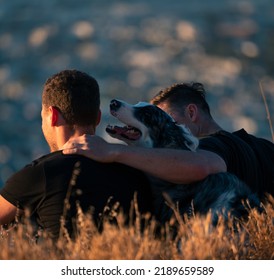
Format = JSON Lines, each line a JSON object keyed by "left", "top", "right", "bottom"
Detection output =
{"left": 259, "top": 81, "right": 274, "bottom": 142}
{"left": 0, "top": 196, "right": 273, "bottom": 260}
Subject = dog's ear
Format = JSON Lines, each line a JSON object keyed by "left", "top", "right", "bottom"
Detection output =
{"left": 179, "top": 125, "right": 199, "bottom": 151}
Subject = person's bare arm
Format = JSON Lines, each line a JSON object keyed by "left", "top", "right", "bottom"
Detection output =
{"left": 0, "top": 195, "right": 21, "bottom": 225}
{"left": 62, "top": 134, "right": 226, "bottom": 184}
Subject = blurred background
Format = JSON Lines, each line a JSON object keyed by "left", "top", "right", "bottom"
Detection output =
{"left": 0, "top": 0, "right": 273, "bottom": 187}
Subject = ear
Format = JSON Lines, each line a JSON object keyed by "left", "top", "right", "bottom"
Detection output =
{"left": 185, "top": 104, "right": 198, "bottom": 121}
{"left": 49, "top": 106, "right": 59, "bottom": 126}
{"left": 96, "top": 109, "right": 101, "bottom": 126}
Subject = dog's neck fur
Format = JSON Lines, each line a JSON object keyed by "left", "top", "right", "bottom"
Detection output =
{"left": 148, "top": 122, "right": 199, "bottom": 151}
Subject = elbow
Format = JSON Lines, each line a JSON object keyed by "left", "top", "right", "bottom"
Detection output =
{"left": 201, "top": 155, "right": 227, "bottom": 179}
{"left": 193, "top": 155, "right": 227, "bottom": 183}
{"left": 157, "top": 150, "right": 227, "bottom": 185}
{"left": 192, "top": 165, "right": 213, "bottom": 182}
{"left": 188, "top": 165, "right": 226, "bottom": 184}
{"left": 170, "top": 166, "right": 212, "bottom": 185}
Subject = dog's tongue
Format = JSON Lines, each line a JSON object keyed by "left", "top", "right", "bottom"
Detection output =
{"left": 106, "top": 125, "right": 141, "bottom": 140}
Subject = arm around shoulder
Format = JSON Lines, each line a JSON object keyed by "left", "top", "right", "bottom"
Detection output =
{"left": 108, "top": 146, "right": 227, "bottom": 184}
{"left": 62, "top": 134, "right": 227, "bottom": 184}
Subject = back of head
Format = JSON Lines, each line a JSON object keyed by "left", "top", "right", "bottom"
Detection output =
{"left": 151, "top": 82, "right": 212, "bottom": 117}
{"left": 42, "top": 69, "right": 100, "bottom": 126}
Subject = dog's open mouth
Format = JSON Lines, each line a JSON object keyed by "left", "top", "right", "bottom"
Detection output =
{"left": 106, "top": 125, "right": 141, "bottom": 140}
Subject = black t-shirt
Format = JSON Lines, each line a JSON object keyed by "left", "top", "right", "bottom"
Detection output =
{"left": 0, "top": 151, "right": 152, "bottom": 239}
{"left": 233, "top": 129, "right": 274, "bottom": 197}
{"left": 199, "top": 130, "right": 274, "bottom": 198}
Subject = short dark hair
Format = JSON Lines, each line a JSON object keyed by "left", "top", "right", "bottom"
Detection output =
{"left": 151, "top": 82, "right": 211, "bottom": 116}
{"left": 42, "top": 69, "right": 100, "bottom": 126}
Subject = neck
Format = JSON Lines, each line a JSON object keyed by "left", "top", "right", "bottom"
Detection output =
{"left": 55, "top": 125, "right": 96, "bottom": 151}
{"left": 197, "top": 117, "right": 223, "bottom": 138}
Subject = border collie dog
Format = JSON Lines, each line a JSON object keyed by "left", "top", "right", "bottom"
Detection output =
{"left": 106, "top": 99, "right": 260, "bottom": 224}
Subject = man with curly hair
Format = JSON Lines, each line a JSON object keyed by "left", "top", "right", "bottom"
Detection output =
{"left": 0, "top": 70, "right": 152, "bottom": 240}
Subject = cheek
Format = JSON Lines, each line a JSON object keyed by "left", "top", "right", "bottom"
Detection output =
{"left": 41, "top": 120, "right": 46, "bottom": 134}
{"left": 41, "top": 115, "right": 51, "bottom": 136}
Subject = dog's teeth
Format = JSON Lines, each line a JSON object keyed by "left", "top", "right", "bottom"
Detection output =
{"left": 128, "top": 128, "right": 136, "bottom": 134}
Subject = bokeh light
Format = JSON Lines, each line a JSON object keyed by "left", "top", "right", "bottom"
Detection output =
{"left": 0, "top": 0, "right": 273, "bottom": 187}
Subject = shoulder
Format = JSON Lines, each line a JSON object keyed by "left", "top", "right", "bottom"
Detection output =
{"left": 3, "top": 152, "right": 55, "bottom": 184}
{"left": 198, "top": 130, "right": 230, "bottom": 150}
{"left": 233, "top": 129, "right": 274, "bottom": 155}
{"left": 200, "top": 130, "right": 251, "bottom": 148}
{"left": 0, "top": 154, "right": 54, "bottom": 208}
{"left": 199, "top": 130, "right": 257, "bottom": 162}
{"left": 0, "top": 151, "right": 81, "bottom": 194}
{"left": 44, "top": 151, "right": 149, "bottom": 183}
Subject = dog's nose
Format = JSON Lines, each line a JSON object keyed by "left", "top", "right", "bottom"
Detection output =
{"left": 110, "top": 99, "right": 122, "bottom": 111}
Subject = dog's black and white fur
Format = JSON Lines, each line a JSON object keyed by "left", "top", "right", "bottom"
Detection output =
{"left": 106, "top": 99, "right": 260, "bottom": 224}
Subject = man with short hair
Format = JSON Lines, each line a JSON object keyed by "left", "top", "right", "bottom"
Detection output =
{"left": 0, "top": 70, "right": 152, "bottom": 240}
{"left": 150, "top": 82, "right": 274, "bottom": 199}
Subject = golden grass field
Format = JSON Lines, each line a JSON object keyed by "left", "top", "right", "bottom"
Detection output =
{"left": 0, "top": 195, "right": 273, "bottom": 260}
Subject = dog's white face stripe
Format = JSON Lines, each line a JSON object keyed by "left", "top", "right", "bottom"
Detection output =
{"left": 135, "top": 101, "right": 151, "bottom": 107}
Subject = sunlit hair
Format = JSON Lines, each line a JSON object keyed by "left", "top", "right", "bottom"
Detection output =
{"left": 42, "top": 69, "right": 100, "bottom": 126}
{"left": 150, "top": 82, "right": 212, "bottom": 117}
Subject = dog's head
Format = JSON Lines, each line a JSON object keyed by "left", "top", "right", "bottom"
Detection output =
{"left": 106, "top": 99, "right": 199, "bottom": 151}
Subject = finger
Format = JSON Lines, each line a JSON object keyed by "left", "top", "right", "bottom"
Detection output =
{"left": 62, "top": 148, "right": 78, "bottom": 155}
{"left": 62, "top": 141, "right": 78, "bottom": 150}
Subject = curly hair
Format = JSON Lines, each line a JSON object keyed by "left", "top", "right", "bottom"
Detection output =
{"left": 42, "top": 69, "right": 100, "bottom": 126}
{"left": 150, "top": 82, "right": 211, "bottom": 116}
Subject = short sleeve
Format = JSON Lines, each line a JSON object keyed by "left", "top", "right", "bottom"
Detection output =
{"left": 0, "top": 163, "right": 46, "bottom": 211}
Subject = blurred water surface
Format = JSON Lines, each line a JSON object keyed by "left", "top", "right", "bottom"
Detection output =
{"left": 0, "top": 0, "right": 273, "bottom": 186}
